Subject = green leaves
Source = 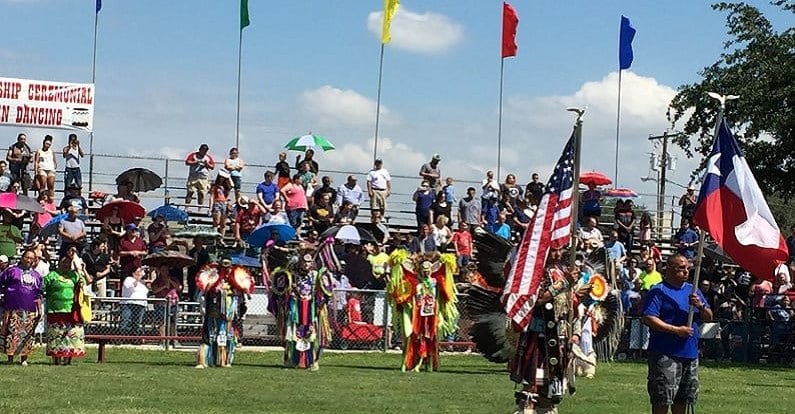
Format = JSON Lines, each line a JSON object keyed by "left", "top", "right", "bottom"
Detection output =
{"left": 671, "top": 1, "right": 795, "bottom": 199}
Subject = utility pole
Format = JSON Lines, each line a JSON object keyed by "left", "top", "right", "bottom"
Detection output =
{"left": 647, "top": 109, "right": 684, "bottom": 240}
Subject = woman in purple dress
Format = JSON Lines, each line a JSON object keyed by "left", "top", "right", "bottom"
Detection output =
{"left": 0, "top": 250, "right": 43, "bottom": 366}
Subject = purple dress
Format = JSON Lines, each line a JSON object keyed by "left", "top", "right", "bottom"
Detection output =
{"left": 0, "top": 266, "right": 43, "bottom": 312}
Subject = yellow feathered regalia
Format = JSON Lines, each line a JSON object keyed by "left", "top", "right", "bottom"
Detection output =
{"left": 386, "top": 249, "right": 458, "bottom": 372}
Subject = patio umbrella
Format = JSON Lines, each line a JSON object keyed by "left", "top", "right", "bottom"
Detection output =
{"left": 579, "top": 171, "right": 612, "bottom": 187}
{"left": 230, "top": 254, "right": 262, "bottom": 268}
{"left": 38, "top": 212, "right": 87, "bottom": 240}
{"left": 355, "top": 222, "right": 388, "bottom": 244}
{"left": 142, "top": 250, "right": 197, "bottom": 268}
{"left": 605, "top": 188, "right": 639, "bottom": 198}
{"left": 320, "top": 225, "right": 377, "bottom": 245}
{"left": 147, "top": 204, "right": 189, "bottom": 222}
{"left": 284, "top": 134, "right": 336, "bottom": 152}
{"left": 172, "top": 224, "right": 223, "bottom": 239}
{"left": 0, "top": 193, "right": 44, "bottom": 213}
{"left": 95, "top": 200, "right": 146, "bottom": 223}
{"left": 247, "top": 222, "right": 297, "bottom": 248}
{"left": 115, "top": 168, "right": 163, "bottom": 192}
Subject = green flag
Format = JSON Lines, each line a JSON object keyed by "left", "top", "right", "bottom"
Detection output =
{"left": 240, "top": 0, "right": 250, "bottom": 30}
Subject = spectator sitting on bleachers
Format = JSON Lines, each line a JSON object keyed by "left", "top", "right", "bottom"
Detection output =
{"left": 488, "top": 212, "right": 511, "bottom": 240}
{"left": 431, "top": 216, "right": 453, "bottom": 251}
{"left": 577, "top": 216, "right": 604, "bottom": 251}
{"left": 118, "top": 223, "right": 147, "bottom": 278}
{"left": 233, "top": 196, "right": 262, "bottom": 247}
{"left": 263, "top": 199, "right": 288, "bottom": 225}
{"left": 333, "top": 200, "right": 356, "bottom": 226}
{"left": 57, "top": 206, "right": 86, "bottom": 258}
{"left": 58, "top": 184, "right": 88, "bottom": 215}
{"left": 147, "top": 214, "right": 170, "bottom": 253}
{"left": 408, "top": 224, "right": 436, "bottom": 255}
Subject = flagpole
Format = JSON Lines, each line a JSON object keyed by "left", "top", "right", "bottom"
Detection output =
{"left": 497, "top": 58, "right": 505, "bottom": 180}
{"left": 567, "top": 107, "right": 585, "bottom": 269}
{"left": 613, "top": 69, "right": 623, "bottom": 188}
{"left": 88, "top": 5, "right": 99, "bottom": 192}
{"left": 687, "top": 92, "right": 735, "bottom": 326}
{"left": 373, "top": 43, "right": 385, "bottom": 163}
{"left": 235, "top": 26, "right": 244, "bottom": 150}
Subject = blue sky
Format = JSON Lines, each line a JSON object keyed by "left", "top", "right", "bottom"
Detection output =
{"left": 1, "top": 0, "right": 791, "bottom": 210}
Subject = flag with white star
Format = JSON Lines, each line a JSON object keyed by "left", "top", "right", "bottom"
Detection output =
{"left": 503, "top": 130, "right": 575, "bottom": 329}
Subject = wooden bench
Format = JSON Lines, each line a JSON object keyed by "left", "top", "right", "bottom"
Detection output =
{"left": 85, "top": 334, "right": 202, "bottom": 363}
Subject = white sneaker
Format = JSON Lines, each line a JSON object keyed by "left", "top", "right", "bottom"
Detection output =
{"left": 195, "top": 364, "right": 205, "bottom": 369}
{"left": 20, "top": 361, "right": 28, "bottom": 367}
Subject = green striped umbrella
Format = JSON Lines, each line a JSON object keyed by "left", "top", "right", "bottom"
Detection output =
{"left": 284, "top": 134, "right": 336, "bottom": 152}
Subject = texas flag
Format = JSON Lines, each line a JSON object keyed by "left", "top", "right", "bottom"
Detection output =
{"left": 693, "top": 119, "right": 788, "bottom": 282}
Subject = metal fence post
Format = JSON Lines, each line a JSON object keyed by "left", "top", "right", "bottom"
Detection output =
{"left": 164, "top": 299, "right": 171, "bottom": 351}
{"left": 381, "top": 291, "right": 389, "bottom": 353}
{"left": 163, "top": 159, "right": 170, "bottom": 204}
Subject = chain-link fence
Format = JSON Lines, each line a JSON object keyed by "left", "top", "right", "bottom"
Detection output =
{"left": 72, "top": 292, "right": 793, "bottom": 364}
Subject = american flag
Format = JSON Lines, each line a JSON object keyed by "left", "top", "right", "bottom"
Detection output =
{"left": 502, "top": 131, "right": 575, "bottom": 329}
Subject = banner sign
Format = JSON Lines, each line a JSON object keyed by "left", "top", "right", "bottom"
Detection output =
{"left": 0, "top": 77, "right": 95, "bottom": 132}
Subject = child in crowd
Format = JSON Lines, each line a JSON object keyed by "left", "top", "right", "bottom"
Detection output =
{"left": 442, "top": 177, "right": 455, "bottom": 204}
{"left": 451, "top": 222, "right": 473, "bottom": 275}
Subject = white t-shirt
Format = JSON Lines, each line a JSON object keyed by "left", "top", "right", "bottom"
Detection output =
{"left": 36, "top": 148, "right": 55, "bottom": 171}
{"left": 367, "top": 168, "right": 391, "bottom": 190}
{"left": 432, "top": 226, "right": 452, "bottom": 247}
{"left": 482, "top": 178, "right": 500, "bottom": 194}
{"left": 121, "top": 276, "right": 149, "bottom": 307}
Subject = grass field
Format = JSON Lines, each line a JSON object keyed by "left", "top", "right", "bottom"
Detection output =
{"left": 0, "top": 347, "right": 791, "bottom": 414}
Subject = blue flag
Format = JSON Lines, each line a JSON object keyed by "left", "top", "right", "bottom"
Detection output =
{"left": 619, "top": 15, "right": 635, "bottom": 70}
{"left": 96, "top": 0, "right": 101, "bottom": 13}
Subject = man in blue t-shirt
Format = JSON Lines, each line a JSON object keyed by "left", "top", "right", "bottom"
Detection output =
{"left": 642, "top": 254, "right": 713, "bottom": 414}
{"left": 255, "top": 171, "right": 280, "bottom": 212}
{"left": 673, "top": 218, "right": 699, "bottom": 259}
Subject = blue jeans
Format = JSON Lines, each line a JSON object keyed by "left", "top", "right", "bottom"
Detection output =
{"left": 287, "top": 209, "right": 305, "bottom": 229}
{"left": 64, "top": 167, "right": 82, "bottom": 191}
{"left": 120, "top": 303, "right": 145, "bottom": 334}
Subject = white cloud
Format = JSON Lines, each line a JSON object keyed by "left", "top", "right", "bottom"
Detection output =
{"left": 367, "top": 8, "right": 464, "bottom": 54}
{"left": 501, "top": 71, "right": 699, "bottom": 206}
{"left": 299, "top": 85, "right": 397, "bottom": 128}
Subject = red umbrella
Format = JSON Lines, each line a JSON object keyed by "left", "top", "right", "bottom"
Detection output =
{"left": 605, "top": 188, "right": 639, "bottom": 198}
{"left": 579, "top": 171, "right": 612, "bottom": 187}
{"left": 95, "top": 200, "right": 145, "bottom": 223}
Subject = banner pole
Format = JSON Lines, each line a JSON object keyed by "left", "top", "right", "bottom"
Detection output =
{"left": 497, "top": 58, "right": 505, "bottom": 181}
{"left": 235, "top": 28, "right": 244, "bottom": 150}
{"left": 373, "top": 44, "right": 385, "bottom": 163}
{"left": 88, "top": 7, "right": 99, "bottom": 192}
{"left": 613, "top": 70, "right": 623, "bottom": 188}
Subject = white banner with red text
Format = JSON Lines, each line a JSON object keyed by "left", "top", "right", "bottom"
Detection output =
{"left": 0, "top": 77, "right": 94, "bottom": 132}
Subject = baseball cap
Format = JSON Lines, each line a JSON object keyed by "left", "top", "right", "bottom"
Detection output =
{"left": 125, "top": 223, "right": 137, "bottom": 231}
{"left": 432, "top": 154, "right": 441, "bottom": 161}
{"left": 239, "top": 196, "right": 250, "bottom": 207}
{"left": 0, "top": 255, "right": 8, "bottom": 263}
{"left": 687, "top": 185, "right": 695, "bottom": 190}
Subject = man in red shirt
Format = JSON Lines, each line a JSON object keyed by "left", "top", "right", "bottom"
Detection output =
{"left": 234, "top": 196, "right": 263, "bottom": 248}
{"left": 451, "top": 222, "right": 473, "bottom": 272}
{"left": 118, "top": 223, "right": 148, "bottom": 277}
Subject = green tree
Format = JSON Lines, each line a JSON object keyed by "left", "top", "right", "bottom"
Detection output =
{"left": 670, "top": 2, "right": 795, "bottom": 199}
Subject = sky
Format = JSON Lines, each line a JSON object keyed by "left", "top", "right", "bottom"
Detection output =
{"left": 0, "top": 0, "right": 791, "bottom": 215}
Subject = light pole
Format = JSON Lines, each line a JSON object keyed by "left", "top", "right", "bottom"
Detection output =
{"left": 646, "top": 108, "right": 684, "bottom": 239}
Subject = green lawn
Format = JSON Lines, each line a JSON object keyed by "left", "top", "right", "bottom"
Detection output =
{"left": 0, "top": 348, "right": 791, "bottom": 414}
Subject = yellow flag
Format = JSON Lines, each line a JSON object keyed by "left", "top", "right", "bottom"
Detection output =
{"left": 382, "top": 0, "right": 400, "bottom": 44}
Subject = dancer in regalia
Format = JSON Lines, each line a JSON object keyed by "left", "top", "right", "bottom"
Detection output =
{"left": 195, "top": 256, "right": 254, "bottom": 368}
{"left": 387, "top": 250, "right": 458, "bottom": 372}
{"left": 270, "top": 251, "right": 334, "bottom": 370}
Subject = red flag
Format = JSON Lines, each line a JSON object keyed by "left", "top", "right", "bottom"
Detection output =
{"left": 693, "top": 119, "right": 788, "bottom": 282}
{"left": 502, "top": 133, "right": 575, "bottom": 329}
{"left": 501, "top": 2, "right": 518, "bottom": 58}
